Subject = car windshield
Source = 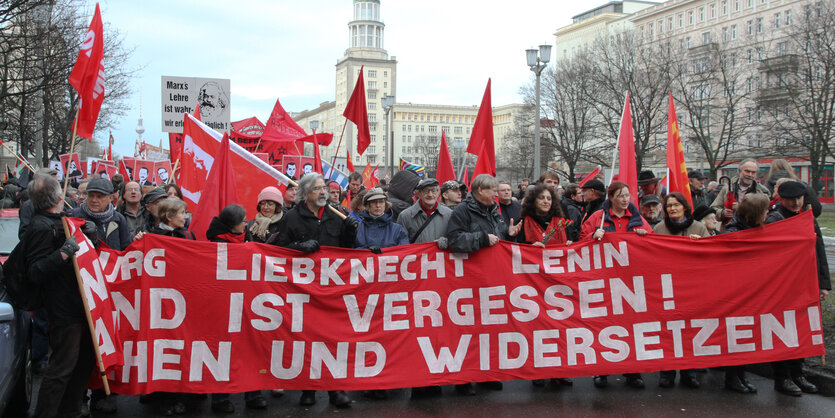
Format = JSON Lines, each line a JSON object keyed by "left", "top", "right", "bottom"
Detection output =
{"left": 0, "top": 217, "right": 20, "bottom": 254}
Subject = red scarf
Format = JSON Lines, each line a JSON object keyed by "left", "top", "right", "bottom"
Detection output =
{"left": 216, "top": 232, "right": 245, "bottom": 243}
{"left": 421, "top": 200, "right": 439, "bottom": 217}
{"left": 523, "top": 216, "right": 569, "bottom": 246}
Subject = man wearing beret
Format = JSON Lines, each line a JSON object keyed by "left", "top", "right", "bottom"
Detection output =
{"left": 765, "top": 180, "right": 830, "bottom": 396}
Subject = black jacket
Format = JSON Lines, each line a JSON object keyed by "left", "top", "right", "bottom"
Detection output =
{"left": 70, "top": 206, "right": 131, "bottom": 251}
{"left": 446, "top": 194, "right": 508, "bottom": 253}
{"left": 386, "top": 171, "right": 420, "bottom": 221}
{"left": 275, "top": 203, "right": 356, "bottom": 249}
{"left": 765, "top": 204, "right": 831, "bottom": 291}
{"left": 207, "top": 216, "right": 250, "bottom": 243}
{"left": 148, "top": 224, "right": 195, "bottom": 240}
{"left": 246, "top": 218, "right": 282, "bottom": 244}
{"left": 581, "top": 196, "right": 604, "bottom": 225}
{"left": 561, "top": 197, "right": 584, "bottom": 242}
{"left": 24, "top": 211, "right": 85, "bottom": 326}
{"left": 499, "top": 200, "right": 522, "bottom": 227}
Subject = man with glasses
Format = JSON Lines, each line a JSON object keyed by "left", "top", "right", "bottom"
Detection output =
{"left": 397, "top": 178, "right": 452, "bottom": 245}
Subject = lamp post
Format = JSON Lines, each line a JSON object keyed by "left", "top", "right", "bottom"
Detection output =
{"left": 526, "top": 44, "right": 551, "bottom": 181}
{"left": 381, "top": 94, "right": 395, "bottom": 177}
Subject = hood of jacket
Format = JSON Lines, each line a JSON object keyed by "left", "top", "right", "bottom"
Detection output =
{"left": 206, "top": 216, "right": 237, "bottom": 241}
{"left": 387, "top": 170, "right": 420, "bottom": 202}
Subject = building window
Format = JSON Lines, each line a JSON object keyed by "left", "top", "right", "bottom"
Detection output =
{"left": 757, "top": 17, "right": 763, "bottom": 33}
{"left": 735, "top": 0, "right": 740, "bottom": 12}
{"left": 778, "top": 41, "right": 788, "bottom": 56}
{"left": 368, "top": 81, "right": 377, "bottom": 89}
{"left": 678, "top": 13, "right": 683, "bottom": 27}
{"left": 785, "top": 9, "right": 791, "bottom": 26}
{"left": 731, "top": 24, "right": 737, "bottom": 39}
{"left": 699, "top": 7, "right": 704, "bottom": 22}
{"left": 402, "top": 125, "right": 406, "bottom": 131}
{"left": 710, "top": 4, "right": 716, "bottom": 18}
{"left": 383, "top": 82, "right": 387, "bottom": 88}
{"left": 369, "top": 114, "right": 376, "bottom": 122}
{"left": 367, "top": 102, "right": 376, "bottom": 110}
{"left": 747, "top": 19, "right": 753, "bottom": 35}
{"left": 747, "top": 48, "right": 753, "bottom": 63}
{"left": 383, "top": 71, "right": 387, "bottom": 77}
{"left": 688, "top": 10, "right": 694, "bottom": 25}
{"left": 723, "top": 27, "right": 729, "bottom": 42}
{"left": 668, "top": 17, "right": 673, "bottom": 31}
{"left": 702, "top": 31, "right": 711, "bottom": 44}
{"left": 774, "top": 13, "right": 781, "bottom": 28}
{"left": 368, "top": 155, "right": 376, "bottom": 164}
{"left": 722, "top": 0, "right": 728, "bottom": 15}
{"left": 368, "top": 91, "right": 376, "bottom": 99}
{"left": 368, "top": 70, "right": 377, "bottom": 78}
{"left": 370, "top": 135, "right": 376, "bottom": 142}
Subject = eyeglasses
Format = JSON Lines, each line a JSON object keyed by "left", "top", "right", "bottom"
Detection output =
{"left": 665, "top": 202, "right": 683, "bottom": 209}
{"left": 615, "top": 193, "right": 631, "bottom": 200}
{"left": 312, "top": 186, "right": 326, "bottom": 191}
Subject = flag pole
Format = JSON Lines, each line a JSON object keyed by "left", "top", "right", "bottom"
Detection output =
{"left": 328, "top": 119, "right": 349, "bottom": 180}
{"left": 168, "top": 158, "right": 180, "bottom": 184}
{"left": 599, "top": 93, "right": 628, "bottom": 232}
{"left": 61, "top": 217, "right": 112, "bottom": 395}
{"left": 0, "top": 142, "right": 36, "bottom": 173}
{"left": 62, "top": 110, "right": 81, "bottom": 199}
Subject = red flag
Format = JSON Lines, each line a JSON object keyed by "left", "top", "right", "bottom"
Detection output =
{"left": 578, "top": 167, "right": 601, "bottom": 187}
{"left": 346, "top": 149, "right": 355, "bottom": 173}
{"left": 68, "top": 3, "right": 104, "bottom": 141}
{"left": 189, "top": 133, "right": 239, "bottom": 241}
{"left": 616, "top": 92, "right": 639, "bottom": 207}
{"left": 107, "top": 131, "right": 114, "bottom": 160}
{"left": 667, "top": 94, "right": 693, "bottom": 208}
{"left": 468, "top": 79, "right": 495, "bottom": 178}
{"left": 193, "top": 104, "right": 201, "bottom": 121}
{"left": 436, "top": 131, "right": 455, "bottom": 184}
{"left": 179, "top": 114, "right": 291, "bottom": 216}
{"left": 362, "top": 163, "right": 374, "bottom": 188}
{"left": 370, "top": 165, "right": 380, "bottom": 186}
{"left": 462, "top": 167, "right": 470, "bottom": 187}
{"left": 313, "top": 133, "right": 323, "bottom": 175}
{"left": 169, "top": 132, "right": 183, "bottom": 163}
{"left": 343, "top": 66, "right": 371, "bottom": 155}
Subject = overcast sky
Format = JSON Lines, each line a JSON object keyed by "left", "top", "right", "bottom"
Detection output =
{"left": 100, "top": 0, "right": 599, "bottom": 158}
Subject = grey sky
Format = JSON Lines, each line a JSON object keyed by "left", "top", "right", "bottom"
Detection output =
{"left": 102, "top": 0, "right": 594, "bottom": 158}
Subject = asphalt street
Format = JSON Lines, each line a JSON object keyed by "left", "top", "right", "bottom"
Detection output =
{"left": 29, "top": 370, "right": 835, "bottom": 417}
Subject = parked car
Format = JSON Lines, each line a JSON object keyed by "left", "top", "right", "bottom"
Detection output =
{"left": 0, "top": 207, "right": 32, "bottom": 416}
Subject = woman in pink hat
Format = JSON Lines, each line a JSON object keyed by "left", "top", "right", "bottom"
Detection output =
{"left": 247, "top": 186, "right": 285, "bottom": 244}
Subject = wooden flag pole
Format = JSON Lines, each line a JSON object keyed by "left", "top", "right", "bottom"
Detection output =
{"left": 61, "top": 218, "right": 111, "bottom": 395}
{"left": 0, "top": 142, "right": 35, "bottom": 173}
{"left": 168, "top": 158, "right": 180, "bottom": 184}
{"left": 62, "top": 110, "right": 81, "bottom": 200}
{"left": 327, "top": 119, "right": 349, "bottom": 180}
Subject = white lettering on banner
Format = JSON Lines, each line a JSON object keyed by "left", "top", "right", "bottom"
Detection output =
{"left": 599, "top": 326, "right": 630, "bottom": 362}
{"left": 499, "top": 332, "right": 528, "bottom": 369}
{"left": 666, "top": 320, "right": 686, "bottom": 357}
{"left": 610, "top": 277, "right": 647, "bottom": 315}
{"left": 286, "top": 294, "right": 310, "bottom": 332}
{"left": 112, "top": 290, "right": 141, "bottom": 330}
{"left": 544, "top": 285, "right": 573, "bottom": 320}
{"left": 383, "top": 292, "right": 409, "bottom": 330}
{"left": 533, "top": 329, "right": 561, "bottom": 367}
{"left": 691, "top": 318, "right": 721, "bottom": 356}
{"left": 270, "top": 341, "right": 305, "bottom": 379}
{"left": 310, "top": 342, "right": 349, "bottom": 379}
{"left": 228, "top": 293, "right": 243, "bottom": 333}
{"left": 344, "top": 294, "right": 379, "bottom": 332}
{"left": 153, "top": 339, "right": 184, "bottom": 380}
{"left": 511, "top": 242, "right": 630, "bottom": 275}
{"left": 633, "top": 322, "right": 663, "bottom": 360}
{"left": 228, "top": 293, "right": 310, "bottom": 333}
{"left": 509, "top": 286, "right": 539, "bottom": 322}
{"left": 417, "top": 335, "right": 472, "bottom": 373}
{"left": 761, "top": 310, "right": 799, "bottom": 349}
{"left": 567, "top": 328, "right": 596, "bottom": 365}
{"left": 94, "top": 317, "right": 116, "bottom": 355}
{"left": 321, "top": 258, "right": 345, "bottom": 285}
{"left": 217, "top": 244, "right": 246, "bottom": 280}
{"left": 413, "top": 291, "right": 443, "bottom": 328}
{"left": 355, "top": 342, "right": 386, "bottom": 377}
{"left": 121, "top": 341, "right": 148, "bottom": 383}
{"left": 727, "top": 316, "right": 756, "bottom": 353}
{"left": 480, "top": 286, "right": 508, "bottom": 325}
{"left": 189, "top": 341, "right": 231, "bottom": 382}
{"left": 251, "top": 293, "right": 284, "bottom": 331}
{"left": 579, "top": 280, "right": 607, "bottom": 318}
{"left": 149, "top": 288, "right": 186, "bottom": 329}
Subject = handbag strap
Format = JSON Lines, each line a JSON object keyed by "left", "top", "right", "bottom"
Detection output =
{"left": 410, "top": 210, "right": 440, "bottom": 243}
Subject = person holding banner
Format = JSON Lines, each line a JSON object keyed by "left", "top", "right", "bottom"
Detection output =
{"left": 653, "top": 192, "right": 708, "bottom": 390}
{"left": 23, "top": 174, "right": 91, "bottom": 418}
{"left": 247, "top": 187, "right": 284, "bottom": 244}
{"left": 140, "top": 188, "right": 169, "bottom": 233}
{"left": 764, "top": 180, "right": 830, "bottom": 396}
{"left": 445, "top": 174, "right": 522, "bottom": 395}
{"left": 579, "top": 181, "right": 651, "bottom": 390}
{"left": 274, "top": 173, "right": 357, "bottom": 408}
{"left": 355, "top": 188, "right": 409, "bottom": 254}
{"left": 398, "top": 178, "right": 453, "bottom": 245}
{"left": 517, "top": 184, "right": 573, "bottom": 248}
{"left": 579, "top": 179, "right": 606, "bottom": 226}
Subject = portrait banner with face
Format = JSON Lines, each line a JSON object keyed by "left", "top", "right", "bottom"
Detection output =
{"left": 161, "top": 76, "right": 231, "bottom": 133}
{"left": 49, "top": 160, "right": 64, "bottom": 181}
{"left": 119, "top": 158, "right": 136, "bottom": 182}
{"left": 153, "top": 160, "right": 173, "bottom": 185}
{"left": 92, "top": 161, "right": 117, "bottom": 180}
{"left": 60, "top": 153, "right": 85, "bottom": 179}
{"left": 134, "top": 160, "right": 156, "bottom": 186}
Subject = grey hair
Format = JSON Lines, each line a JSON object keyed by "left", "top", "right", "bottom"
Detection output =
{"left": 296, "top": 173, "right": 324, "bottom": 204}
{"left": 30, "top": 174, "right": 62, "bottom": 211}
{"left": 739, "top": 158, "right": 758, "bottom": 169}
{"left": 471, "top": 174, "right": 498, "bottom": 192}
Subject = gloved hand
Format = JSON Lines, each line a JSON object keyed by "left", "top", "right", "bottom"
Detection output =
{"left": 436, "top": 237, "right": 448, "bottom": 250}
{"left": 60, "top": 237, "right": 80, "bottom": 258}
{"left": 297, "top": 240, "right": 320, "bottom": 253}
{"left": 81, "top": 221, "right": 97, "bottom": 239}
{"left": 343, "top": 216, "right": 359, "bottom": 229}
{"left": 368, "top": 246, "right": 382, "bottom": 254}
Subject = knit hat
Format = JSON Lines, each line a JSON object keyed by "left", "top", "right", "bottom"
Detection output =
{"left": 257, "top": 186, "right": 284, "bottom": 206}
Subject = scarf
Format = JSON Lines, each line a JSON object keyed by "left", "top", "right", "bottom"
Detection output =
{"left": 81, "top": 202, "right": 115, "bottom": 224}
{"left": 663, "top": 215, "right": 694, "bottom": 235}
{"left": 249, "top": 212, "right": 283, "bottom": 241}
{"left": 523, "top": 215, "right": 569, "bottom": 246}
{"left": 420, "top": 200, "right": 439, "bottom": 217}
{"left": 216, "top": 232, "right": 246, "bottom": 243}
{"left": 157, "top": 223, "right": 174, "bottom": 231}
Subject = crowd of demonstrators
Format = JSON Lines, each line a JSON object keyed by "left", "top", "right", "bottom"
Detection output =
{"left": 637, "top": 170, "right": 666, "bottom": 199}
{"left": 515, "top": 178, "right": 530, "bottom": 200}
{"left": 9, "top": 156, "right": 834, "bottom": 415}
{"left": 342, "top": 171, "right": 365, "bottom": 207}
{"left": 327, "top": 181, "right": 350, "bottom": 215}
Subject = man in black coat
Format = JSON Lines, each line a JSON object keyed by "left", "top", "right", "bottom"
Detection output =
{"left": 497, "top": 180, "right": 521, "bottom": 227}
{"left": 274, "top": 173, "right": 357, "bottom": 408}
{"left": 764, "top": 180, "right": 830, "bottom": 397}
{"left": 385, "top": 170, "right": 420, "bottom": 221}
{"left": 24, "top": 174, "right": 92, "bottom": 418}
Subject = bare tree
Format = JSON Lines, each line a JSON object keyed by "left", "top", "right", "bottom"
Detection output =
{"left": 672, "top": 39, "right": 755, "bottom": 178}
{"left": 761, "top": 1, "right": 835, "bottom": 191}
{"left": 497, "top": 111, "right": 537, "bottom": 182}
{"left": 585, "top": 30, "right": 675, "bottom": 171}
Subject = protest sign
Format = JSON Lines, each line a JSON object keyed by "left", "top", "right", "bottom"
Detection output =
{"left": 81, "top": 212, "right": 824, "bottom": 394}
{"left": 161, "top": 76, "right": 231, "bottom": 133}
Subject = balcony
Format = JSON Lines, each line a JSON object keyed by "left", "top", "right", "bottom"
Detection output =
{"left": 757, "top": 85, "right": 792, "bottom": 104}
{"left": 688, "top": 42, "right": 718, "bottom": 57}
{"left": 759, "top": 54, "right": 798, "bottom": 72}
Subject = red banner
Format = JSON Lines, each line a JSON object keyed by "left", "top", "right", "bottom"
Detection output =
{"left": 83, "top": 212, "right": 823, "bottom": 394}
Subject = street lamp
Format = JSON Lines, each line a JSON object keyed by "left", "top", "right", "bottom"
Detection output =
{"left": 526, "top": 43, "right": 551, "bottom": 180}
{"left": 381, "top": 94, "right": 395, "bottom": 177}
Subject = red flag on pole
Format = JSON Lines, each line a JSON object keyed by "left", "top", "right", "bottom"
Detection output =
{"left": 313, "top": 132, "right": 323, "bottom": 175}
{"left": 666, "top": 93, "right": 693, "bottom": 208}
{"left": 68, "top": 3, "right": 104, "bottom": 141}
{"left": 193, "top": 105, "right": 201, "bottom": 121}
{"left": 362, "top": 163, "right": 373, "bottom": 188}
{"left": 343, "top": 66, "right": 371, "bottom": 155}
{"left": 436, "top": 131, "right": 455, "bottom": 184}
{"left": 578, "top": 167, "right": 601, "bottom": 187}
{"left": 189, "top": 133, "right": 240, "bottom": 241}
{"left": 107, "top": 131, "right": 114, "bottom": 160}
{"left": 370, "top": 165, "right": 380, "bottom": 186}
{"left": 467, "top": 79, "right": 495, "bottom": 178}
{"left": 346, "top": 149, "right": 355, "bottom": 173}
{"left": 617, "top": 92, "right": 639, "bottom": 207}
{"left": 462, "top": 167, "right": 470, "bottom": 187}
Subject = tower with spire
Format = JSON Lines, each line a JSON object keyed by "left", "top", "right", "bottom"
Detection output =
{"left": 333, "top": 0, "right": 397, "bottom": 169}
{"left": 135, "top": 93, "right": 146, "bottom": 157}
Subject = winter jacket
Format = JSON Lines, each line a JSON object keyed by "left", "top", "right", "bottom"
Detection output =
{"left": 24, "top": 211, "right": 85, "bottom": 326}
{"left": 580, "top": 200, "right": 652, "bottom": 240}
{"left": 499, "top": 200, "right": 522, "bottom": 227}
{"left": 148, "top": 224, "right": 195, "bottom": 240}
{"left": 275, "top": 203, "right": 356, "bottom": 249}
{"left": 206, "top": 216, "right": 250, "bottom": 243}
{"left": 580, "top": 197, "right": 604, "bottom": 226}
{"left": 653, "top": 219, "right": 710, "bottom": 237}
{"left": 445, "top": 194, "right": 508, "bottom": 253}
{"left": 246, "top": 217, "right": 282, "bottom": 244}
{"left": 355, "top": 210, "right": 409, "bottom": 249}
{"left": 561, "top": 197, "right": 584, "bottom": 241}
{"left": 397, "top": 200, "right": 453, "bottom": 243}
{"left": 765, "top": 204, "right": 831, "bottom": 291}
{"left": 710, "top": 178, "right": 770, "bottom": 221}
{"left": 691, "top": 188, "right": 710, "bottom": 210}
{"left": 71, "top": 205, "right": 131, "bottom": 251}
{"left": 386, "top": 171, "right": 420, "bottom": 221}
{"left": 117, "top": 203, "right": 147, "bottom": 239}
